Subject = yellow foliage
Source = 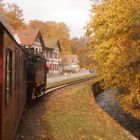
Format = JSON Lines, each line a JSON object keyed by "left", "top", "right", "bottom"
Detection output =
{"left": 5, "top": 3, "right": 25, "bottom": 29}
{"left": 87, "top": 0, "right": 140, "bottom": 112}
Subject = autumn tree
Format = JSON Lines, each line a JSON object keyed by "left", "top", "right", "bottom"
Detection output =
{"left": 5, "top": 3, "right": 25, "bottom": 29}
{"left": 45, "top": 21, "right": 60, "bottom": 38}
{"left": 88, "top": 0, "right": 140, "bottom": 117}
{"left": 70, "top": 37, "right": 79, "bottom": 54}
{"left": 57, "top": 22, "right": 71, "bottom": 55}
{"left": 77, "top": 47, "right": 93, "bottom": 68}
{"left": 0, "top": 0, "right": 5, "bottom": 14}
{"left": 28, "top": 20, "right": 48, "bottom": 37}
{"left": 71, "top": 37, "right": 87, "bottom": 54}
{"left": 70, "top": 37, "right": 93, "bottom": 67}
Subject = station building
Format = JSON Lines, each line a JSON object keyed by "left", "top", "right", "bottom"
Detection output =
{"left": 62, "top": 55, "right": 80, "bottom": 72}
{"left": 44, "top": 38, "right": 62, "bottom": 74}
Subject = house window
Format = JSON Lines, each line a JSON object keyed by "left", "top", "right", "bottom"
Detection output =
{"left": 55, "top": 52, "right": 57, "bottom": 59}
{"left": 47, "top": 52, "right": 49, "bottom": 58}
{"left": 50, "top": 52, "right": 52, "bottom": 58}
{"left": 5, "top": 49, "right": 12, "bottom": 106}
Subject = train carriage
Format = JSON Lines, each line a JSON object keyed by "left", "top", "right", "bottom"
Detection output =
{"left": 0, "top": 15, "right": 47, "bottom": 140}
{"left": 0, "top": 16, "right": 27, "bottom": 140}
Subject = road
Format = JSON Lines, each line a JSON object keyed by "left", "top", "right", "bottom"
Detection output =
{"left": 47, "top": 70, "right": 92, "bottom": 83}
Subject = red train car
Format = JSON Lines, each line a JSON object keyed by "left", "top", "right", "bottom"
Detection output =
{"left": 0, "top": 16, "right": 27, "bottom": 140}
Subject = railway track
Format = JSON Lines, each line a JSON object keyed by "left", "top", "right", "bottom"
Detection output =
{"left": 45, "top": 75, "right": 96, "bottom": 94}
{"left": 29, "top": 75, "right": 96, "bottom": 104}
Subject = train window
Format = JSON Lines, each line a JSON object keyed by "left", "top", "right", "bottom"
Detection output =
{"left": 5, "top": 49, "right": 13, "bottom": 106}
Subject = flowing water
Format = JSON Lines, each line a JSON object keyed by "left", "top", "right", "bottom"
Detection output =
{"left": 96, "top": 88, "right": 140, "bottom": 139}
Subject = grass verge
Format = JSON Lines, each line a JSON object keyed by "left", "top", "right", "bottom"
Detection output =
{"left": 39, "top": 81, "right": 134, "bottom": 140}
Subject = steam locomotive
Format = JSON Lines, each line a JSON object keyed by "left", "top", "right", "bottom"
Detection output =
{"left": 25, "top": 48, "right": 47, "bottom": 103}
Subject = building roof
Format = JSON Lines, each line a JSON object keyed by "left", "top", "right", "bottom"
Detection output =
{"left": 14, "top": 30, "right": 40, "bottom": 46}
{"left": 45, "top": 38, "right": 62, "bottom": 52}
{"left": 0, "top": 14, "right": 22, "bottom": 46}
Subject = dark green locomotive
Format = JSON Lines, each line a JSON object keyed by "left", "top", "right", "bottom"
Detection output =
{"left": 25, "top": 48, "right": 47, "bottom": 103}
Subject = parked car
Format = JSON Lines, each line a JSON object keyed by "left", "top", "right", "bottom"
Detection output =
{"left": 89, "top": 70, "right": 94, "bottom": 73}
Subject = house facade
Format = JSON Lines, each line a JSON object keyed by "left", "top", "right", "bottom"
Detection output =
{"left": 44, "top": 38, "right": 62, "bottom": 74}
{"left": 63, "top": 55, "right": 80, "bottom": 72}
{"left": 15, "top": 31, "right": 62, "bottom": 74}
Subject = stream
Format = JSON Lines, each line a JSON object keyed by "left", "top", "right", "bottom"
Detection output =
{"left": 96, "top": 88, "right": 140, "bottom": 139}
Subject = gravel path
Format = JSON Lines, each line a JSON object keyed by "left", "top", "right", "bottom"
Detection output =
{"left": 96, "top": 88, "right": 140, "bottom": 139}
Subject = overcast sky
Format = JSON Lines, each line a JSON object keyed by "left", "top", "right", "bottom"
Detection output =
{"left": 5, "top": 0, "right": 92, "bottom": 38}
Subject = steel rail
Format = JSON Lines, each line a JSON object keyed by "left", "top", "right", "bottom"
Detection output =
{"left": 28, "top": 76, "right": 96, "bottom": 107}
{"left": 45, "top": 75, "right": 96, "bottom": 94}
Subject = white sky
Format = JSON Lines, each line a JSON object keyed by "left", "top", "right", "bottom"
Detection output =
{"left": 5, "top": 0, "right": 92, "bottom": 38}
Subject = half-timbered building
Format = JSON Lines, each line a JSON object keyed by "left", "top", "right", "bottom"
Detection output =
{"left": 44, "top": 38, "right": 62, "bottom": 74}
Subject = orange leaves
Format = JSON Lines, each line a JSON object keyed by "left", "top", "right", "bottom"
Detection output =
{"left": 87, "top": 0, "right": 140, "bottom": 110}
{"left": 1, "top": 2, "right": 25, "bottom": 29}
{"left": 6, "top": 3, "right": 25, "bottom": 29}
